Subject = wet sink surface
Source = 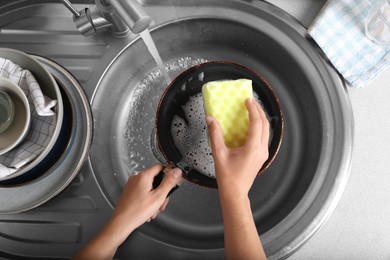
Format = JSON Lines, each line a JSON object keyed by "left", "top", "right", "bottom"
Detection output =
{"left": 0, "top": 1, "right": 352, "bottom": 259}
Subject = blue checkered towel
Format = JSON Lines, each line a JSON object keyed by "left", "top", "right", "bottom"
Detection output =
{"left": 308, "top": 0, "right": 390, "bottom": 88}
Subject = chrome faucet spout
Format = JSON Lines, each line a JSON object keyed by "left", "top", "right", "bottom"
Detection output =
{"left": 61, "top": 0, "right": 152, "bottom": 37}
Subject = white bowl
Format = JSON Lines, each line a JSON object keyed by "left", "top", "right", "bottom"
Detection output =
{"left": 0, "top": 88, "right": 14, "bottom": 133}
{"left": 0, "top": 78, "right": 31, "bottom": 155}
{"left": 0, "top": 48, "right": 63, "bottom": 180}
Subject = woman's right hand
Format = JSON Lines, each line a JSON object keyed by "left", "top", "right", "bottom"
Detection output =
{"left": 206, "top": 97, "right": 269, "bottom": 260}
{"left": 206, "top": 97, "right": 270, "bottom": 198}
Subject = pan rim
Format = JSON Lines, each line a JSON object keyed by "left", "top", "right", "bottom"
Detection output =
{"left": 155, "top": 60, "right": 284, "bottom": 188}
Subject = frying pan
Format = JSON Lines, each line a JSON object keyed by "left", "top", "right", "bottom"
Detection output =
{"left": 153, "top": 61, "right": 283, "bottom": 191}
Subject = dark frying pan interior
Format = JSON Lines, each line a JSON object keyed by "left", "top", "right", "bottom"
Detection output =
{"left": 156, "top": 61, "right": 283, "bottom": 188}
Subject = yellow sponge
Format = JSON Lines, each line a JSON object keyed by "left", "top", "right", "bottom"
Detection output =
{"left": 202, "top": 79, "right": 253, "bottom": 148}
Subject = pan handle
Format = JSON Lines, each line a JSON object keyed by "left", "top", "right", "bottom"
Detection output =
{"left": 152, "top": 165, "right": 180, "bottom": 197}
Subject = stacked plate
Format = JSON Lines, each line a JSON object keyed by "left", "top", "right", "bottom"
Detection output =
{"left": 0, "top": 53, "right": 92, "bottom": 214}
{"left": 0, "top": 48, "right": 63, "bottom": 182}
{"left": 0, "top": 78, "right": 31, "bottom": 154}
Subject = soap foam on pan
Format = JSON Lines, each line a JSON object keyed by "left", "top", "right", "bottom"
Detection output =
{"left": 171, "top": 91, "right": 272, "bottom": 179}
{"left": 124, "top": 57, "right": 208, "bottom": 174}
{"left": 171, "top": 93, "right": 215, "bottom": 178}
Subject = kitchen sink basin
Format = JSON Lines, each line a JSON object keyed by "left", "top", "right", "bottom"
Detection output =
{"left": 0, "top": 0, "right": 353, "bottom": 259}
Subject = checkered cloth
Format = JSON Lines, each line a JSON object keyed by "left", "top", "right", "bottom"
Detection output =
{"left": 308, "top": 0, "right": 390, "bottom": 88}
{"left": 0, "top": 58, "right": 57, "bottom": 178}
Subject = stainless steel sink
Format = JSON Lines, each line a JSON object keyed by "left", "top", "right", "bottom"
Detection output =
{"left": 0, "top": 1, "right": 353, "bottom": 259}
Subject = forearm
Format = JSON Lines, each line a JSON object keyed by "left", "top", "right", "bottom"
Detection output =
{"left": 220, "top": 192, "right": 266, "bottom": 260}
{"left": 72, "top": 215, "right": 135, "bottom": 260}
{"left": 72, "top": 165, "right": 181, "bottom": 260}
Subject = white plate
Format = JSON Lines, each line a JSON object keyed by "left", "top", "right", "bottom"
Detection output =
{"left": 0, "top": 48, "right": 63, "bottom": 180}
{"left": 0, "top": 78, "right": 31, "bottom": 155}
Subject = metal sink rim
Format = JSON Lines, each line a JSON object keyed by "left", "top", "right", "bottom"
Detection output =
{"left": 89, "top": 6, "right": 354, "bottom": 258}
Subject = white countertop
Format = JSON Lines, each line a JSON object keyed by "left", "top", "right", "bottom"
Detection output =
{"left": 267, "top": 1, "right": 390, "bottom": 259}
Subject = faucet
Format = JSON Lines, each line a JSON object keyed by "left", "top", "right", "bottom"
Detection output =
{"left": 61, "top": 0, "right": 152, "bottom": 37}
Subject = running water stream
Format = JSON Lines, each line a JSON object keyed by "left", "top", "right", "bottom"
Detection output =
{"left": 139, "top": 29, "right": 171, "bottom": 84}
{"left": 135, "top": 29, "right": 215, "bottom": 177}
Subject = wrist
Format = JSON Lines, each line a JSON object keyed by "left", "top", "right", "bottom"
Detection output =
{"left": 219, "top": 188, "right": 250, "bottom": 207}
{"left": 218, "top": 180, "right": 249, "bottom": 200}
{"left": 107, "top": 213, "right": 137, "bottom": 243}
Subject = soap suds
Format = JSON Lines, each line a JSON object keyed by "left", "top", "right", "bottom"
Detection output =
{"left": 171, "top": 93, "right": 215, "bottom": 178}
{"left": 170, "top": 91, "right": 272, "bottom": 179}
{"left": 124, "top": 57, "right": 208, "bottom": 175}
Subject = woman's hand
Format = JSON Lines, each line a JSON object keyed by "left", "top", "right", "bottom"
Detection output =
{"left": 73, "top": 164, "right": 182, "bottom": 260}
{"left": 206, "top": 98, "right": 270, "bottom": 198}
{"left": 206, "top": 98, "right": 269, "bottom": 260}
{"left": 111, "top": 164, "right": 182, "bottom": 237}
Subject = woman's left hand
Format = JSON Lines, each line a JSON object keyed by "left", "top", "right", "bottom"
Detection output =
{"left": 112, "top": 164, "right": 182, "bottom": 237}
{"left": 72, "top": 164, "right": 182, "bottom": 260}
